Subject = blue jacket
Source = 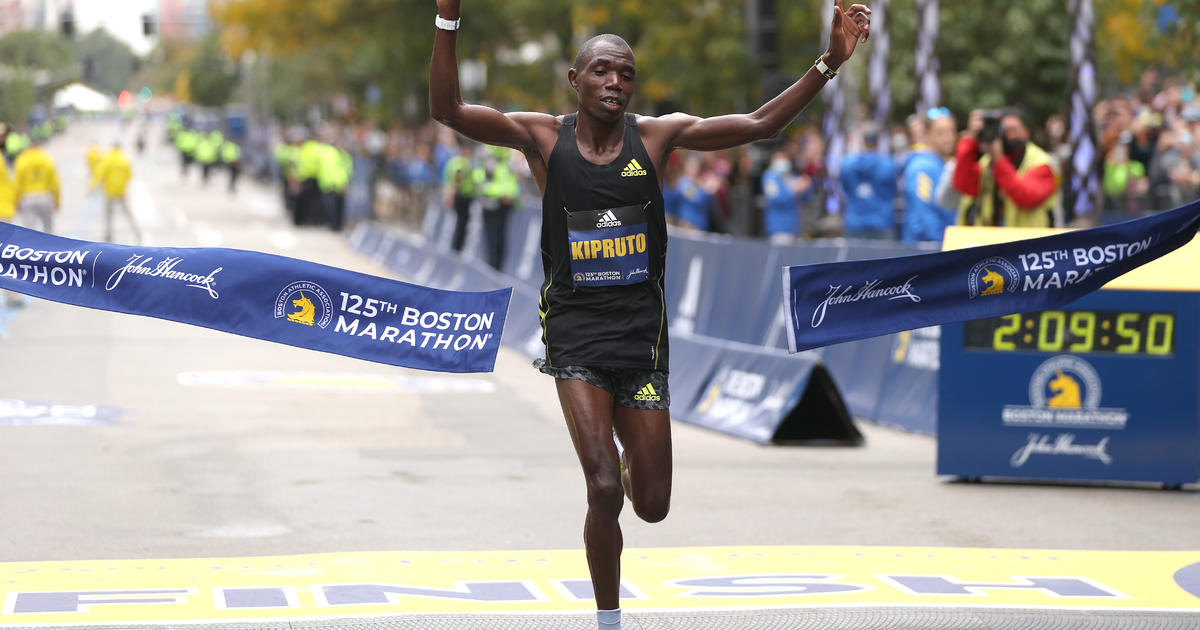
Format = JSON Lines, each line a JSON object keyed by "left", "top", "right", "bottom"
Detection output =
{"left": 839, "top": 151, "right": 898, "bottom": 234}
{"left": 901, "top": 148, "right": 955, "bottom": 242}
{"left": 761, "top": 169, "right": 801, "bottom": 236}
{"left": 676, "top": 175, "right": 713, "bottom": 231}
{"left": 663, "top": 179, "right": 684, "bottom": 221}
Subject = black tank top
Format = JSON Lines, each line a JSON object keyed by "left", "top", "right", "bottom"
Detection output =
{"left": 539, "top": 113, "right": 669, "bottom": 371}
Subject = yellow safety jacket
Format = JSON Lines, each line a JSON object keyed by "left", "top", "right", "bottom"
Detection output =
{"left": 0, "top": 158, "right": 14, "bottom": 220}
{"left": 13, "top": 147, "right": 60, "bottom": 207}
{"left": 220, "top": 141, "right": 241, "bottom": 164}
{"left": 86, "top": 146, "right": 103, "bottom": 175}
{"left": 317, "top": 145, "right": 351, "bottom": 193}
{"left": 297, "top": 140, "right": 324, "bottom": 181}
{"left": 92, "top": 149, "right": 132, "bottom": 199}
{"left": 958, "top": 142, "right": 1058, "bottom": 228}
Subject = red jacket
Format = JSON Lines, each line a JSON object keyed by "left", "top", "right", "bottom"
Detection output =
{"left": 953, "top": 137, "right": 1056, "bottom": 210}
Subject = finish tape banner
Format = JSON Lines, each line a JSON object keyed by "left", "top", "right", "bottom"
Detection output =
{"left": 785, "top": 199, "right": 1200, "bottom": 352}
{"left": 0, "top": 223, "right": 511, "bottom": 373}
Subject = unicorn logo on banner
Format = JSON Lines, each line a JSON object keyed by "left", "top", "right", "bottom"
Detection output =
{"left": 288, "top": 292, "right": 316, "bottom": 326}
{"left": 274, "top": 281, "right": 334, "bottom": 330}
{"left": 968, "top": 257, "right": 1020, "bottom": 299}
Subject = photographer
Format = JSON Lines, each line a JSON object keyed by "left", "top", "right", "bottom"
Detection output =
{"left": 953, "top": 109, "right": 1058, "bottom": 227}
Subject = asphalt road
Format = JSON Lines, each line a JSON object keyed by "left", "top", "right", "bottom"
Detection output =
{"left": 0, "top": 120, "right": 1196, "bottom": 566}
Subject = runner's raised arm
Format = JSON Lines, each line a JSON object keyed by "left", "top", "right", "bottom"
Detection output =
{"left": 642, "top": 0, "right": 872, "bottom": 155}
{"left": 430, "top": 0, "right": 551, "bottom": 153}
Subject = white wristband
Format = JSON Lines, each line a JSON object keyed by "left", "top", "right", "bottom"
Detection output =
{"left": 814, "top": 56, "right": 837, "bottom": 80}
{"left": 435, "top": 15, "right": 460, "bottom": 31}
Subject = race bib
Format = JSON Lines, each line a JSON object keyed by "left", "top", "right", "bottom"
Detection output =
{"left": 567, "top": 203, "right": 651, "bottom": 287}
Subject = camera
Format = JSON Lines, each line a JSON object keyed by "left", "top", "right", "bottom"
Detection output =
{"left": 976, "top": 109, "right": 1005, "bottom": 144}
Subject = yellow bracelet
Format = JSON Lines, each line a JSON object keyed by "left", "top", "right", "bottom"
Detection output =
{"left": 815, "top": 57, "right": 838, "bottom": 80}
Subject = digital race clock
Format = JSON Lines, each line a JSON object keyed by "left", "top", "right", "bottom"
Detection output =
{"left": 963, "top": 309, "right": 1176, "bottom": 357}
{"left": 937, "top": 225, "right": 1200, "bottom": 487}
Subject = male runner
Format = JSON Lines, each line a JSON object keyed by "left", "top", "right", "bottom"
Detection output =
{"left": 430, "top": 3, "right": 870, "bottom": 628}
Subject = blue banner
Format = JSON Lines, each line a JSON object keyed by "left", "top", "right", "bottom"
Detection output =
{"left": 785, "top": 200, "right": 1200, "bottom": 352}
{"left": 0, "top": 223, "right": 511, "bottom": 373}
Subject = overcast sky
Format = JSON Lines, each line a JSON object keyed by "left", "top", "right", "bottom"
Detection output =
{"left": 73, "top": 0, "right": 159, "bottom": 56}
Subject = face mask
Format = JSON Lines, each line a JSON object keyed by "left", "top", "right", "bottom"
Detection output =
{"left": 1183, "top": 88, "right": 1196, "bottom": 104}
{"left": 1003, "top": 136, "right": 1026, "bottom": 156}
{"left": 770, "top": 159, "right": 791, "bottom": 174}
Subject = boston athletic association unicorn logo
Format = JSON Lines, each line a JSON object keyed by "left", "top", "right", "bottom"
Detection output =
{"left": 1046, "top": 370, "right": 1082, "bottom": 408}
{"left": 968, "top": 256, "right": 1020, "bottom": 299}
{"left": 274, "top": 281, "right": 334, "bottom": 329}
{"left": 979, "top": 268, "right": 1006, "bottom": 296}
{"left": 287, "top": 291, "right": 316, "bottom": 326}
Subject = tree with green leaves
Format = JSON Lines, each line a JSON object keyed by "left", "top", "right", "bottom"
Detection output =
{"left": 187, "top": 35, "right": 239, "bottom": 108}
{"left": 0, "top": 30, "right": 78, "bottom": 124}
{"left": 74, "top": 28, "right": 139, "bottom": 96}
{"left": 208, "top": 0, "right": 1188, "bottom": 133}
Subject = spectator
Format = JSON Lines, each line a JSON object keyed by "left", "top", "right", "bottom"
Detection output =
{"left": 1043, "top": 113, "right": 1071, "bottom": 173}
{"left": 675, "top": 154, "right": 716, "bottom": 232}
{"left": 901, "top": 108, "right": 957, "bottom": 243}
{"left": 840, "top": 127, "right": 897, "bottom": 239}
{"left": 795, "top": 130, "right": 828, "bottom": 236}
{"left": 661, "top": 152, "right": 684, "bottom": 226}
{"left": 1148, "top": 126, "right": 1200, "bottom": 210}
{"left": 1102, "top": 133, "right": 1148, "bottom": 215}
{"left": 954, "top": 110, "right": 1058, "bottom": 227}
{"left": 404, "top": 144, "right": 436, "bottom": 228}
{"left": 761, "top": 150, "right": 811, "bottom": 244}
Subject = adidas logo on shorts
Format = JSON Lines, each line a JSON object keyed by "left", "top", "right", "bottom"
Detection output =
{"left": 634, "top": 383, "right": 661, "bottom": 402}
{"left": 596, "top": 209, "right": 622, "bottom": 228}
{"left": 621, "top": 158, "right": 648, "bottom": 177}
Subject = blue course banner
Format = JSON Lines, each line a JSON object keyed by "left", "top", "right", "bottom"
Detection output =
{"left": 785, "top": 199, "right": 1200, "bottom": 352}
{"left": 0, "top": 224, "right": 511, "bottom": 373}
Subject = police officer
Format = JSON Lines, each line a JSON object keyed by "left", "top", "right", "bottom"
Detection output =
{"left": 295, "top": 133, "right": 324, "bottom": 225}
{"left": 480, "top": 145, "right": 519, "bottom": 269}
{"left": 318, "top": 141, "right": 352, "bottom": 230}
{"left": 441, "top": 143, "right": 483, "bottom": 252}
{"left": 196, "top": 130, "right": 223, "bottom": 184}
{"left": 176, "top": 127, "right": 199, "bottom": 178}
{"left": 221, "top": 138, "right": 242, "bottom": 193}
{"left": 5, "top": 129, "right": 29, "bottom": 163}
{"left": 275, "top": 133, "right": 301, "bottom": 220}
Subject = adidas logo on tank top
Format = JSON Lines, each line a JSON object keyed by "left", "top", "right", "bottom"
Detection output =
{"left": 621, "top": 158, "right": 648, "bottom": 177}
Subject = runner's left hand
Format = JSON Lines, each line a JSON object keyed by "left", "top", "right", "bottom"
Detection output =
{"left": 824, "top": 1, "right": 871, "bottom": 69}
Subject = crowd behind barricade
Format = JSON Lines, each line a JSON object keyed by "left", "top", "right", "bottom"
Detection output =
{"left": 1093, "top": 70, "right": 1200, "bottom": 219}
{"left": 247, "top": 70, "right": 1199, "bottom": 261}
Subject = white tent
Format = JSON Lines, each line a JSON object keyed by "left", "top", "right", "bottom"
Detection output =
{"left": 53, "top": 83, "right": 115, "bottom": 112}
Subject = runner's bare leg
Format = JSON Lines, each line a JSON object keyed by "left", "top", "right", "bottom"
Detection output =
{"left": 555, "top": 378, "right": 625, "bottom": 610}
{"left": 613, "top": 405, "right": 672, "bottom": 524}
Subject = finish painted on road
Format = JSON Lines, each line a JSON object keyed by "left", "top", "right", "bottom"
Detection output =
{"left": 3, "top": 545, "right": 1200, "bottom": 625}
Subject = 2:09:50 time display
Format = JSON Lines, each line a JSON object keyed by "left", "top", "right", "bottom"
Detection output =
{"left": 963, "top": 309, "right": 1175, "bottom": 356}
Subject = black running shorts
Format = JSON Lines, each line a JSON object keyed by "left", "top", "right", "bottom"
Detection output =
{"left": 534, "top": 359, "right": 669, "bottom": 411}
